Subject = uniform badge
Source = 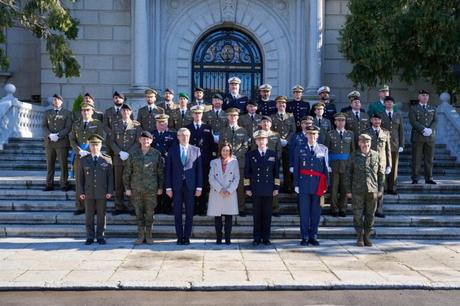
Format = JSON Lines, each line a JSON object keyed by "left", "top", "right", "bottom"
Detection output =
{"left": 268, "top": 157, "right": 275, "bottom": 161}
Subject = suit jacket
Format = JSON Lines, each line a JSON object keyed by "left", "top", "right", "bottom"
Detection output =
{"left": 42, "top": 108, "right": 73, "bottom": 148}
{"left": 345, "top": 110, "right": 370, "bottom": 145}
{"left": 223, "top": 93, "right": 249, "bottom": 114}
{"left": 409, "top": 104, "right": 437, "bottom": 142}
{"left": 78, "top": 154, "right": 113, "bottom": 200}
{"left": 152, "top": 129, "right": 177, "bottom": 159}
{"left": 293, "top": 143, "right": 329, "bottom": 195}
{"left": 244, "top": 149, "right": 280, "bottom": 197}
{"left": 136, "top": 104, "right": 165, "bottom": 133}
{"left": 378, "top": 110, "right": 404, "bottom": 151}
{"left": 165, "top": 144, "right": 203, "bottom": 192}
{"left": 186, "top": 122, "right": 214, "bottom": 166}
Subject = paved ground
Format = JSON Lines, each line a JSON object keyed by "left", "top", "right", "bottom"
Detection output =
{"left": 0, "top": 238, "right": 459, "bottom": 290}
{"left": 1, "top": 290, "right": 460, "bottom": 306}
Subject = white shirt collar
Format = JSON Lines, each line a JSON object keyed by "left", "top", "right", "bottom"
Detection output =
{"left": 336, "top": 128, "right": 345, "bottom": 133}
{"left": 258, "top": 148, "right": 266, "bottom": 155}
{"left": 180, "top": 144, "right": 189, "bottom": 150}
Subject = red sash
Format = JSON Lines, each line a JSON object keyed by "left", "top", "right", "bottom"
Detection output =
{"left": 299, "top": 169, "right": 327, "bottom": 196}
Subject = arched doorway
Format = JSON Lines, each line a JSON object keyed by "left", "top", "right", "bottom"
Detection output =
{"left": 192, "top": 28, "right": 263, "bottom": 100}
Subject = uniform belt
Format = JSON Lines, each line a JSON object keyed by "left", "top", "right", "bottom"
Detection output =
{"left": 299, "top": 169, "right": 327, "bottom": 196}
{"left": 329, "top": 153, "right": 350, "bottom": 161}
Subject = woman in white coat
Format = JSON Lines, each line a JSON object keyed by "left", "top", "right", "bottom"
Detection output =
{"left": 207, "top": 142, "right": 240, "bottom": 244}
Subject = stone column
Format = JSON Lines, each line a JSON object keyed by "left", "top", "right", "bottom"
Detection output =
{"left": 131, "top": 0, "right": 149, "bottom": 92}
{"left": 306, "top": 0, "right": 325, "bottom": 96}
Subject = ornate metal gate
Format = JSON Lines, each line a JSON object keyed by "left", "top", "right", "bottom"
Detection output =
{"left": 192, "top": 28, "right": 263, "bottom": 99}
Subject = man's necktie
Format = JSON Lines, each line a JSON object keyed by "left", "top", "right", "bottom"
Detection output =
{"left": 340, "top": 131, "right": 343, "bottom": 139}
{"left": 149, "top": 107, "right": 152, "bottom": 114}
{"left": 180, "top": 148, "right": 186, "bottom": 165}
{"left": 83, "top": 121, "right": 88, "bottom": 129}
{"left": 215, "top": 110, "right": 219, "bottom": 118}
{"left": 375, "top": 129, "right": 379, "bottom": 137}
{"left": 251, "top": 115, "right": 254, "bottom": 121}
{"left": 423, "top": 105, "right": 426, "bottom": 110}
{"left": 280, "top": 113, "right": 284, "bottom": 120}
{"left": 93, "top": 156, "right": 98, "bottom": 166}
{"left": 181, "top": 111, "right": 185, "bottom": 119}
{"left": 388, "top": 112, "right": 392, "bottom": 120}
{"left": 355, "top": 112, "right": 360, "bottom": 121}
{"left": 261, "top": 151, "right": 265, "bottom": 157}
{"left": 310, "top": 146, "right": 314, "bottom": 155}
{"left": 123, "top": 121, "right": 127, "bottom": 129}
{"left": 231, "top": 126, "right": 235, "bottom": 134}
{"left": 318, "top": 119, "right": 321, "bottom": 126}
{"left": 116, "top": 108, "right": 120, "bottom": 115}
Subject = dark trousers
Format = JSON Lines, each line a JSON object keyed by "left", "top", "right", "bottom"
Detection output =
{"left": 281, "top": 147, "right": 292, "bottom": 190}
{"left": 114, "top": 165, "right": 130, "bottom": 211}
{"left": 298, "top": 193, "right": 321, "bottom": 240}
{"left": 411, "top": 141, "right": 434, "bottom": 181}
{"left": 387, "top": 150, "right": 399, "bottom": 192}
{"left": 252, "top": 196, "right": 273, "bottom": 241}
{"left": 73, "top": 157, "right": 84, "bottom": 211}
{"left": 173, "top": 181, "right": 195, "bottom": 240}
{"left": 45, "top": 146, "right": 69, "bottom": 188}
{"left": 85, "top": 199, "right": 106, "bottom": 240}
{"left": 156, "top": 192, "right": 172, "bottom": 213}
{"left": 214, "top": 215, "right": 233, "bottom": 241}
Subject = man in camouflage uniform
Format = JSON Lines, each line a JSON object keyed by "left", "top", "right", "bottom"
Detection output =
{"left": 312, "top": 102, "right": 332, "bottom": 144}
{"left": 379, "top": 96, "right": 405, "bottom": 194}
{"left": 287, "top": 85, "right": 310, "bottom": 132}
{"left": 124, "top": 131, "right": 164, "bottom": 244}
{"left": 325, "top": 113, "right": 354, "bottom": 217}
{"left": 218, "top": 108, "right": 250, "bottom": 215}
{"left": 69, "top": 103, "right": 104, "bottom": 214}
{"left": 271, "top": 96, "right": 296, "bottom": 192}
{"left": 345, "top": 96, "right": 370, "bottom": 148}
{"left": 42, "top": 94, "right": 73, "bottom": 191}
{"left": 110, "top": 104, "right": 142, "bottom": 215}
{"left": 365, "top": 113, "right": 392, "bottom": 218}
{"left": 257, "top": 84, "right": 276, "bottom": 116}
{"left": 170, "top": 92, "right": 193, "bottom": 130}
{"left": 346, "top": 134, "right": 385, "bottom": 247}
{"left": 137, "top": 88, "right": 164, "bottom": 133}
{"left": 78, "top": 134, "right": 113, "bottom": 245}
{"left": 409, "top": 90, "right": 438, "bottom": 184}
{"left": 238, "top": 100, "right": 262, "bottom": 144}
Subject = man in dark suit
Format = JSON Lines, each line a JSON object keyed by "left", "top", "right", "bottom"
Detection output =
{"left": 244, "top": 130, "right": 280, "bottom": 246}
{"left": 165, "top": 128, "right": 203, "bottom": 245}
{"left": 186, "top": 105, "right": 214, "bottom": 216}
{"left": 223, "top": 77, "right": 249, "bottom": 114}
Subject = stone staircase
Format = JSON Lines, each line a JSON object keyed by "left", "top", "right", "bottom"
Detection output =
{"left": 0, "top": 137, "right": 460, "bottom": 240}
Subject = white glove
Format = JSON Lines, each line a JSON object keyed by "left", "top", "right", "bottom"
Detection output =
{"left": 280, "top": 139, "right": 288, "bottom": 147}
{"left": 79, "top": 150, "right": 90, "bottom": 157}
{"left": 328, "top": 166, "right": 332, "bottom": 173}
{"left": 213, "top": 134, "right": 220, "bottom": 144}
{"left": 422, "top": 128, "right": 432, "bottom": 137}
{"left": 425, "top": 128, "right": 432, "bottom": 136}
{"left": 385, "top": 167, "right": 392, "bottom": 175}
{"left": 398, "top": 147, "right": 404, "bottom": 153}
{"left": 294, "top": 186, "right": 299, "bottom": 194}
{"left": 49, "top": 133, "right": 58, "bottom": 142}
{"left": 119, "top": 151, "right": 129, "bottom": 161}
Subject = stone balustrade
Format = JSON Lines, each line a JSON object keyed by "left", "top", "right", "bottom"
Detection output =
{"left": 435, "top": 92, "right": 460, "bottom": 161}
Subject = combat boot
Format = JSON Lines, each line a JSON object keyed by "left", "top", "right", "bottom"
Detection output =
{"left": 134, "top": 226, "right": 145, "bottom": 245}
{"left": 363, "top": 231, "right": 373, "bottom": 247}
{"left": 356, "top": 230, "right": 364, "bottom": 247}
{"left": 145, "top": 227, "right": 154, "bottom": 245}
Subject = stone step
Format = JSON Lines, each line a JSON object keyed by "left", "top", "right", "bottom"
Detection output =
{"left": 1, "top": 224, "right": 459, "bottom": 239}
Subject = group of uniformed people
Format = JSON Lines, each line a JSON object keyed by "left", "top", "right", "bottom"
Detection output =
{"left": 42, "top": 77, "right": 437, "bottom": 247}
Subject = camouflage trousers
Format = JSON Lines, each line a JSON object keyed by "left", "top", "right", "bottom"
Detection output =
{"left": 132, "top": 191, "right": 158, "bottom": 227}
{"left": 352, "top": 192, "right": 377, "bottom": 233}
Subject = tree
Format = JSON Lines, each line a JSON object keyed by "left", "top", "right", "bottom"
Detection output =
{"left": 339, "top": 0, "right": 460, "bottom": 95}
{"left": 0, "top": 0, "right": 80, "bottom": 78}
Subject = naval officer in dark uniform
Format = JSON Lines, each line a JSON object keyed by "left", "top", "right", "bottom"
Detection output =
{"left": 223, "top": 77, "right": 249, "bottom": 114}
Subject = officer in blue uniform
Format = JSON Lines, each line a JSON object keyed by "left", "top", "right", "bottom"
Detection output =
{"left": 293, "top": 126, "right": 329, "bottom": 246}
{"left": 287, "top": 85, "right": 311, "bottom": 132}
{"left": 223, "top": 77, "right": 249, "bottom": 114}
{"left": 316, "top": 86, "right": 337, "bottom": 122}
{"left": 288, "top": 116, "right": 314, "bottom": 173}
{"left": 244, "top": 130, "right": 280, "bottom": 246}
{"left": 186, "top": 105, "right": 214, "bottom": 216}
{"left": 152, "top": 113, "right": 177, "bottom": 214}
{"left": 257, "top": 84, "right": 276, "bottom": 116}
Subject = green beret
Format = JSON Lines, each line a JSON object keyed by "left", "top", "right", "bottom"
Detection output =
{"left": 179, "top": 92, "right": 189, "bottom": 100}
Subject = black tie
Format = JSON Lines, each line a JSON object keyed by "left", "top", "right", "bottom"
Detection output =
{"left": 231, "top": 126, "right": 235, "bottom": 134}
{"left": 375, "top": 129, "right": 379, "bottom": 137}
{"left": 149, "top": 107, "right": 152, "bottom": 114}
{"left": 340, "top": 131, "right": 343, "bottom": 139}
{"left": 388, "top": 112, "right": 392, "bottom": 120}
{"left": 423, "top": 105, "right": 426, "bottom": 110}
{"left": 93, "top": 156, "right": 98, "bottom": 165}
{"left": 280, "top": 114, "right": 283, "bottom": 120}
{"left": 318, "top": 119, "right": 321, "bottom": 126}
{"left": 55, "top": 109, "right": 59, "bottom": 114}
{"left": 182, "top": 111, "right": 185, "bottom": 119}
{"left": 83, "top": 121, "right": 88, "bottom": 129}
{"left": 310, "top": 146, "right": 314, "bottom": 155}
{"left": 355, "top": 112, "right": 360, "bottom": 121}
{"left": 261, "top": 151, "right": 265, "bottom": 157}
{"left": 123, "top": 121, "right": 127, "bottom": 129}
{"left": 251, "top": 115, "right": 254, "bottom": 121}
{"left": 216, "top": 110, "right": 219, "bottom": 118}
{"left": 116, "top": 108, "right": 120, "bottom": 115}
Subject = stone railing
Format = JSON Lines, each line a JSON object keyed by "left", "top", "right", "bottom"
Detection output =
{"left": 435, "top": 92, "right": 460, "bottom": 161}
{"left": 0, "top": 84, "right": 46, "bottom": 150}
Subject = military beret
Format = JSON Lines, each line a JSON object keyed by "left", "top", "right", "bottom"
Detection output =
{"left": 301, "top": 115, "right": 314, "bottom": 123}
{"left": 419, "top": 89, "right": 429, "bottom": 95}
{"left": 179, "top": 92, "right": 189, "bottom": 100}
{"left": 253, "top": 130, "right": 269, "bottom": 139}
{"left": 144, "top": 88, "right": 157, "bottom": 95}
{"left": 305, "top": 126, "right": 320, "bottom": 134}
{"left": 371, "top": 113, "right": 382, "bottom": 119}
{"left": 228, "top": 77, "right": 241, "bottom": 84}
{"left": 113, "top": 91, "right": 125, "bottom": 100}
{"left": 384, "top": 95, "right": 395, "bottom": 102}
{"left": 259, "top": 84, "right": 272, "bottom": 91}
{"left": 140, "top": 131, "right": 153, "bottom": 139}
{"left": 347, "top": 90, "right": 361, "bottom": 98}
{"left": 84, "top": 92, "right": 94, "bottom": 100}
{"left": 247, "top": 100, "right": 258, "bottom": 107}
{"left": 313, "top": 102, "right": 325, "bottom": 110}
{"left": 226, "top": 108, "right": 240, "bottom": 115}
{"left": 194, "top": 87, "right": 204, "bottom": 92}
{"left": 212, "top": 93, "right": 223, "bottom": 101}
{"left": 334, "top": 112, "right": 347, "bottom": 120}
{"left": 291, "top": 84, "right": 304, "bottom": 92}
{"left": 261, "top": 115, "right": 272, "bottom": 122}
{"left": 80, "top": 102, "right": 94, "bottom": 110}
{"left": 164, "top": 88, "right": 175, "bottom": 95}
{"left": 155, "top": 113, "right": 169, "bottom": 122}
{"left": 191, "top": 105, "right": 205, "bottom": 113}
{"left": 379, "top": 84, "right": 390, "bottom": 92}
{"left": 275, "top": 96, "right": 288, "bottom": 103}
{"left": 359, "top": 134, "right": 372, "bottom": 141}
{"left": 88, "top": 134, "right": 104, "bottom": 144}
{"left": 120, "top": 104, "right": 132, "bottom": 111}
{"left": 317, "top": 86, "right": 331, "bottom": 95}
{"left": 52, "top": 94, "right": 63, "bottom": 101}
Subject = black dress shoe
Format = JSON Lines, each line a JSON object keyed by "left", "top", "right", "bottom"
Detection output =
{"left": 97, "top": 238, "right": 106, "bottom": 245}
{"left": 176, "top": 239, "right": 183, "bottom": 245}
{"left": 300, "top": 239, "right": 308, "bottom": 246}
{"left": 85, "top": 239, "right": 93, "bottom": 245}
{"left": 73, "top": 210, "right": 85, "bottom": 216}
{"left": 43, "top": 186, "right": 54, "bottom": 191}
{"left": 216, "top": 239, "right": 222, "bottom": 245}
{"left": 330, "top": 211, "right": 338, "bottom": 217}
{"left": 112, "top": 210, "right": 122, "bottom": 216}
{"left": 263, "top": 240, "right": 271, "bottom": 246}
{"left": 252, "top": 239, "right": 261, "bottom": 246}
{"left": 375, "top": 212, "right": 386, "bottom": 218}
{"left": 388, "top": 190, "right": 398, "bottom": 195}
{"left": 129, "top": 210, "right": 136, "bottom": 216}
{"left": 426, "top": 180, "right": 437, "bottom": 185}
{"left": 338, "top": 211, "right": 347, "bottom": 217}
{"left": 411, "top": 180, "right": 418, "bottom": 184}
{"left": 61, "top": 185, "right": 71, "bottom": 192}
{"left": 308, "top": 239, "right": 320, "bottom": 246}
{"left": 183, "top": 238, "right": 190, "bottom": 245}
{"left": 272, "top": 212, "right": 281, "bottom": 217}
{"left": 225, "top": 239, "right": 231, "bottom": 245}
{"left": 239, "top": 212, "right": 247, "bottom": 217}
